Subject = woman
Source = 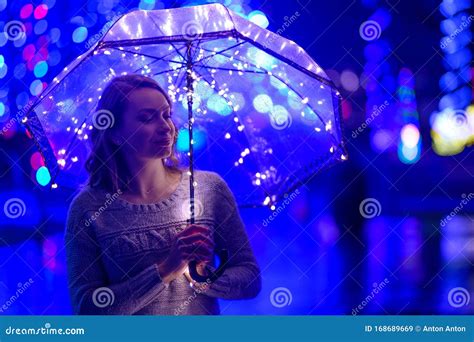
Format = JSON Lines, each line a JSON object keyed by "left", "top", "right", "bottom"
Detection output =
{"left": 65, "top": 74, "right": 261, "bottom": 315}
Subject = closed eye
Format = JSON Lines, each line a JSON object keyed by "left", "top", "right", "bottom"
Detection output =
{"left": 138, "top": 109, "right": 170, "bottom": 122}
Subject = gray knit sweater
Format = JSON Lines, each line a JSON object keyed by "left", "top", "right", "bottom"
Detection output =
{"left": 65, "top": 170, "right": 261, "bottom": 315}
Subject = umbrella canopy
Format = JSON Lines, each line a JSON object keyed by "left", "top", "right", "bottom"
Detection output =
{"left": 23, "top": 3, "right": 347, "bottom": 208}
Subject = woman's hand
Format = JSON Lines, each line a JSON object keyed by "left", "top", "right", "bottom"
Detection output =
{"left": 157, "top": 224, "right": 214, "bottom": 284}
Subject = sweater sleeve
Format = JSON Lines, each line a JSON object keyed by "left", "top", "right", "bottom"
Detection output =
{"left": 65, "top": 194, "right": 168, "bottom": 315}
{"left": 201, "top": 174, "right": 262, "bottom": 300}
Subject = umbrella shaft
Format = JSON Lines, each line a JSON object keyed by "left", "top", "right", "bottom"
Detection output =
{"left": 186, "top": 42, "right": 195, "bottom": 225}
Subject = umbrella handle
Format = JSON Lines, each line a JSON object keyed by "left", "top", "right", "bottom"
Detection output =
{"left": 188, "top": 249, "right": 229, "bottom": 283}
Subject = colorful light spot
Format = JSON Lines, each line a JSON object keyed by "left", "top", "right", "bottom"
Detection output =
{"left": 34, "top": 4, "right": 48, "bottom": 20}
{"left": 0, "top": 63, "right": 7, "bottom": 79}
{"left": 0, "top": 102, "right": 5, "bottom": 117}
{"left": 34, "top": 20, "right": 48, "bottom": 35}
{"left": 49, "top": 28, "right": 61, "bottom": 44}
{"left": 176, "top": 128, "right": 206, "bottom": 152}
{"left": 248, "top": 10, "right": 269, "bottom": 29}
{"left": 398, "top": 142, "right": 420, "bottom": 164}
{"left": 23, "top": 44, "right": 36, "bottom": 61}
{"left": 30, "top": 79, "right": 43, "bottom": 96}
{"left": 30, "top": 151, "right": 45, "bottom": 170}
{"left": 400, "top": 123, "right": 420, "bottom": 148}
{"left": 20, "top": 4, "right": 34, "bottom": 19}
{"left": 207, "top": 94, "right": 232, "bottom": 116}
{"left": 72, "top": 26, "right": 88, "bottom": 43}
{"left": 253, "top": 94, "right": 273, "bottom": 113}
{"left": 36, "top": 166, "right": 51, "bottom": 186}
{"left": 34, "top": 61, "right": 48, "bottom": 78}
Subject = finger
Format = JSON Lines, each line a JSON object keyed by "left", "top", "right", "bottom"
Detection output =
{"left": 178, "top": 233, "right": 214, "bottom": 247}
{"left": 179, "top": 242, "right": 214, "bottom": 256}
{"left": 183, "top": 254, "right": 213, "bottom": 263}
{"left": 180, "top": 244, "right": 214, "bottom": 260}
{"left": 180, "top": 224, "right": 212, "bottom": 236}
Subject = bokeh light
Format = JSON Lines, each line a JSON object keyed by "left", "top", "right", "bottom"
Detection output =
{"left": 36, "top": 166, "right": 51, "bottom": 186}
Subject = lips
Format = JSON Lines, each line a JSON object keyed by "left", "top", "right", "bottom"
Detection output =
{"left": 152, "top": 137, "right": 172, "bottom": 146}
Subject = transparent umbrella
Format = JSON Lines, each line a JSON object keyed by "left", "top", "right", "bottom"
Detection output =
{"left": 23, "top": 3, "right": 347, "bottom": 281}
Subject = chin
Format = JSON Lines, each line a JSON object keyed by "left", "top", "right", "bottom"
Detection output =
{"left": 150, "top": 146, "right": 172, "bottom": 159}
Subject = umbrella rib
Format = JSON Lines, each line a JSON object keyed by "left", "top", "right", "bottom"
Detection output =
{"left": 190, "top": 41, "right": 247, "bottom": 66}
{"left": 152, "top": 64, "right": 187, "bottom": 76}
{"left": 106, "top": 46, "right": 188, "bottom": 76}
{"left": 193, "top": 47, "right": 336, "bottom": 141}
{"left": 191, "top": 68, "right": 270, "bottom": 186}
{"left": 194, "top": 65, "right": 333, "bottom": 139}
{"left": 147, "top": 14, "right": 188, "bottom": 63}
{"left": 195, "top": 65, "right": 267, "bottom": 74}
{"left": 192, "top": 68, "right": 275, "bottom": 201}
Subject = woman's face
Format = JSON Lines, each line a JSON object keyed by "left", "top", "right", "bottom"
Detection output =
{"left": 113, "top": 87, "right": 176, "bottom": 159}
